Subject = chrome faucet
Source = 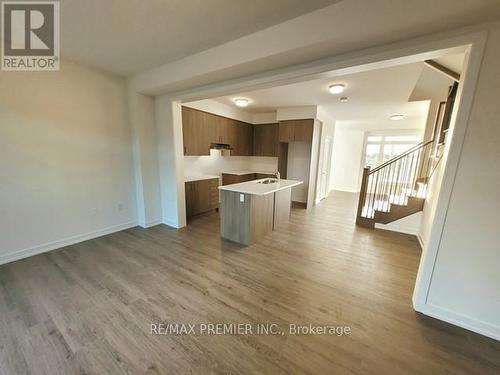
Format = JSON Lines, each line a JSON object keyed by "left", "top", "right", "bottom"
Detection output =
{"left": 275, "top": 171, "right": 281, "bottom": 183}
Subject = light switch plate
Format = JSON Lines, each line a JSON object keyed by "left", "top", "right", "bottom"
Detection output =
{"left": 239, "top": 194, "right": 245, "bottom": 203}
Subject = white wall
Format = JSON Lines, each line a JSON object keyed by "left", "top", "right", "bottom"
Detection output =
{"left": 330, "top": 127, "right": 365, "bottom": 192}
{"left": 276, "top": 106, "right": 317, "bottom": 121}
{"left": 155, "top": 98, "right": 186, "bottom": 228}
{"left": 184, "top": 99, "right": 253, "bottom": 123}
{"left": 287, "top": 142, "right": 312, "bottom": 203}
{"left": 375, "top": 212, "right": 423, "bottom": 236}
{"left": 415, "top": 68, "right": 455, "bottom": 246}
{"left": 409, "top": 65, "right": 454, "bottom": 141}
{"left": 422, "top": 26, "right": 500, "bottom": 339}
{"left": 128, "top": 90, "right": 162, "bottom": 227}
{"left": 252, "top": 112, "right": 277, "bottom": 124}
{"left": 307, "top": 119, "right": 322, "bottom": 206}
{"left": 316, "top": 106, "right": 336, "bottom": 200}
{"left": 0, "top": 61, "right": 136, "bottom": 264}
{"left": 184, "top": 153, "right": 277, "bottom": 176}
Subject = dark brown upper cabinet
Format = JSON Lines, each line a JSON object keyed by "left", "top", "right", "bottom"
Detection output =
{"left": 182, "top": 107, "right": 211, "bottom": 155}
{"left": 279, "top": 119, "right": 314, "bottom": 143}
{"left": 182, "top": 106, "right": 254, "bottom": 156}
{"left": 233, "top": 121, "right": 254, "bottom": 156}
{"left": 182, "top": 107, "right": 311, "bottom": 156}
{"left": 253, "top": 123, "right": 279, "bottom": 157}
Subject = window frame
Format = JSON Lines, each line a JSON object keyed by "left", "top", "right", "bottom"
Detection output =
{"left": 361, "top": 130, "right": 423, "bottom": 170}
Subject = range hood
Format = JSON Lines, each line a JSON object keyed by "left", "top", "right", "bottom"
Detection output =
{"left": 210, "top": 142, "right": 232, "bottom": 150}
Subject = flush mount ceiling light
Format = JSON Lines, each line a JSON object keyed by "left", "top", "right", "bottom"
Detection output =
{"left": 234, "top": 98, "right": 249, "bottom": 107}
{"left": 390, "top": 114, "right": 405, "bottom": 121}
{"left": 328, "top": 84, "right": 345, "bottom": 94}
{"left": 340, "top": 97, "right": 348, "bottom": 103}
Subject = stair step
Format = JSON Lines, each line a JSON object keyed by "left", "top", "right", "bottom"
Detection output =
{"left": 373, "top": 197, "right": 425, "bottom": 224}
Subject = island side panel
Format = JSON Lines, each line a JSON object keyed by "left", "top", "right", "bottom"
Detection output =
{"left": 273, "top": 189, "right": 292, "bottom": 228}
{"left": 250, "top": 194, "right": 274, "bottom": 244}
{"left": 220, "top": 190, "right": 251, "bottom": 245}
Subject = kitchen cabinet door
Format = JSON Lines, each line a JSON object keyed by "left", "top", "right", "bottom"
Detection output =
{"left": 215, "top": 116, "right": 231, "bottom": 145}
{"left": 185, "top": 178, "right": 220, "bottom": 218}
{"left": 243, "top": 122, "right": 254, "bottom": 156}
{"left": 222, "top": 173, "right": 256, "bottom": 185}
{"left": 279, "top": 121, "right": 294, "bottom": 143}
{"left": 182, "top": 107, "right": 210, "bottom": 155}
{"left": 279, "top": 119, "right": 313, "bottom": 143}
{"left": 232, "top": 121, "right": 253, "bottom": 156}
{"left": 202, "top": 110, "right": 221, "bottom": 144}
{"left": 253, "top": 123, "right": 279, "bottom": 156}
{"left": 185, "top": 182, "right": 197, "bottom": 216}
{"left": 292, "top": 119, "right": 314, "bottom": 142}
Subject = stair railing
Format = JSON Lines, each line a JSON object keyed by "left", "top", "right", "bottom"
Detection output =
{"left": 356, "top": 139, "right": 434, "bottom": 224}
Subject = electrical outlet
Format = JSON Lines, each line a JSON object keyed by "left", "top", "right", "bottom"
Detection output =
{"left": 118, "top": 203, "right": 124, "bottom": 211}
{"left": 91, "top": 207, "right": 98, "bottom": 216}
{"left": 239, "top": 194, "right": 245, "bottom": 203}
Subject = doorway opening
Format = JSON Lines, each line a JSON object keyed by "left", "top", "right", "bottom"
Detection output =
{"left": 164, "top": 33, "right": 484, "bottom": 330}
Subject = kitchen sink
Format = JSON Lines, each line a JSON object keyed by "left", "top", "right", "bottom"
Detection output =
{"left": 258, "top": 178, "right": 279, "bottom": 184}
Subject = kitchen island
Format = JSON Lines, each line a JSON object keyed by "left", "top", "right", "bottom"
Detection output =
{"left": 218, "top": 178, "right": 302, "bottom": 245}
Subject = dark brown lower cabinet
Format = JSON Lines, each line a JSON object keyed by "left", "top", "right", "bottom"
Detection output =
{"left": 222, "top": 173, "right": 277, "bottom": 186}
{"left": 254, "top": 173, "right": 276, "bottom": 180}
{"left": 221, "top": 173, "right": 255, "bottom": 185}
{"left": 185, "top": 178, "right": 220, "bottom": 218}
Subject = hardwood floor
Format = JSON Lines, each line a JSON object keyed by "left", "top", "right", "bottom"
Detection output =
{"left": 1, "top": 191, "right": 499, "bottom": 374}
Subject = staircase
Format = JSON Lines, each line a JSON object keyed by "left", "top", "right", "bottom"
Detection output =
{"left": 356, "top": 139, "right": 437, "bottom": 229}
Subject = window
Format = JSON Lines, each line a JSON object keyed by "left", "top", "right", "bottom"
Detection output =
{"left": 384, "top": 135, "right": 421, "bottom": 142}
{"left": 364, "top": 133, "right": 421, "bottom": 168}
{"left": 365, "top": 144, "right": 381, "bottom": 167}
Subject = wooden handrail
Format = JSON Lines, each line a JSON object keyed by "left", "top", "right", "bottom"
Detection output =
{"left": 370, "top": 139, "right": 434, "bottom": 174}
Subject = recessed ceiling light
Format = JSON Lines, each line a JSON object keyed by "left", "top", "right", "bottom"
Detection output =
{"left": 390, "top": 114, "right": 405, "bottom": 121}
{"left": 234, "top": 98, "right": 249, "bottom": 107}
{"left": 328, "top": 84, "right": 345, "bottom": 94}
{"left": 340, "top": 97, "right": 348, "bottom": 103}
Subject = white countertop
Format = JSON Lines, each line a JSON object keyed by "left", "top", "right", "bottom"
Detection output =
{"left": 221, "top": 170, "right": 276, "bottom": 176}
{"left": 185, "top": 174, "right": 220, "bottom": 183}
{"left": 218, "top": 178, "right": 302, "bottom": 196}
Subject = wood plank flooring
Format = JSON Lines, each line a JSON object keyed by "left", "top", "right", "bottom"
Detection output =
{"left": 1, "top": 191, "right": 499, "bottom": 374}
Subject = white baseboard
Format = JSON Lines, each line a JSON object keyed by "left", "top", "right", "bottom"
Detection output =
{"left": 416, "top": 302, "right": 500, "bottom": 342}
{"left": 416, "top": 232, "right": 425, "bottom": 249}
{"left": 0, "top": 221, "right": 137, "bottom": 266}
{"left": 162, "top": 218, "right": 181, "bottom": 228}
{"left": 141, "top": 219, "right": 163, "bottom": 228}
{"left": 374, "top": 223, "right": 418, "bottom": 236}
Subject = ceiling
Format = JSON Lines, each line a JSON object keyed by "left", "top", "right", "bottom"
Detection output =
{"left": 59, "top": 0, "right": 339, "bottom": 76}
{"left": 434, "top": 53, "right": 466, "bottom": 74}
{"left": 215, "top": 62, "right": 438, "bottom": 131}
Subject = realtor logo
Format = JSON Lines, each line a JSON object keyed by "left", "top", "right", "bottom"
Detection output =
{"left": 1, "top": 1, "right": 59, "bottom": 70}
